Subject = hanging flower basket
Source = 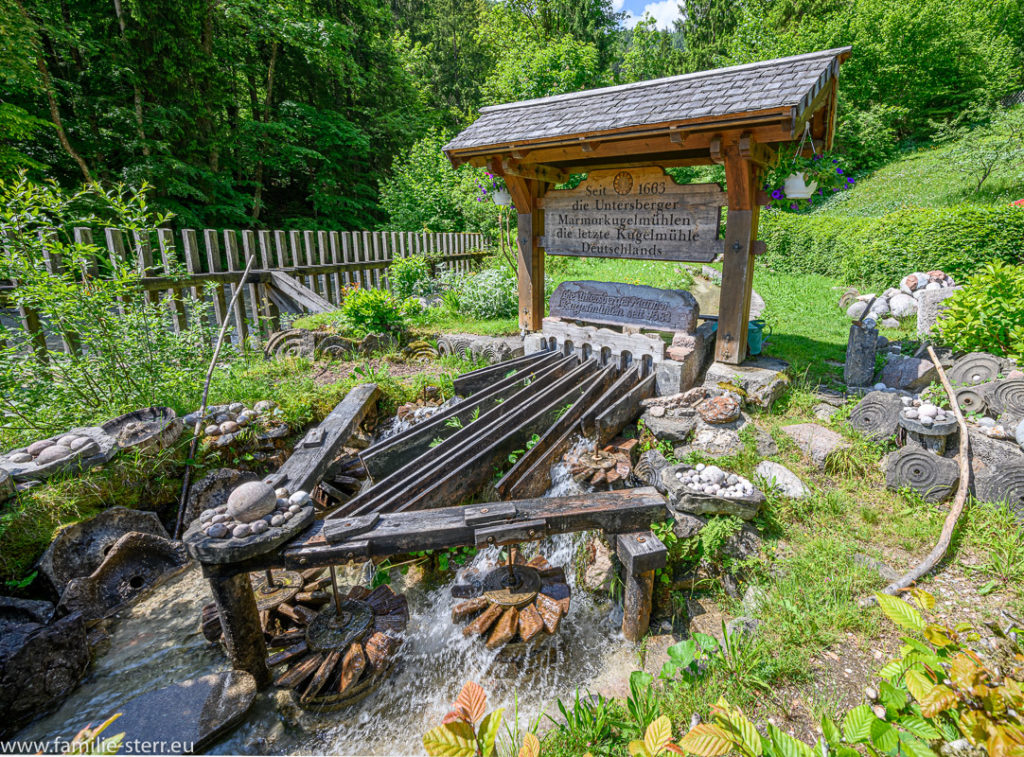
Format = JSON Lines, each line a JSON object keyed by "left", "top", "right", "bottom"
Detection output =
{"left": 783, "top": 172, "right": 818, "bottom": 199}
{"left": 491, "top": 189, "right": 511, "bottom": 207}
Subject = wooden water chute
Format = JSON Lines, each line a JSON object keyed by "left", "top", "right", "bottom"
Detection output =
{"left": 443, "top": 48, "right": 851, "bottom": 365}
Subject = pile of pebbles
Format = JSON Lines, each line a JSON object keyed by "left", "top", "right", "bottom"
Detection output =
{"left": 199, "top": 480, "right": 311, "bottom": 539}
{"left": 6, "top": 434, "right": 99, "bottom": 465}
{"left": 900, "top": 398, "right": 955, "bottom": 427}
{"left": 185, "top": 400, "right": 280, "bottom": 449}
{"left": 675, "top": 463, "right": 755, "bottom": 499}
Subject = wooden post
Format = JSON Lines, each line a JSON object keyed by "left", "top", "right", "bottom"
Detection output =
{"left": 239, "top": 230, "right": 264, "bottom": 340}
{"left": 257, "top": 230, "right": 281, "bottom": 331}
{"left": 132, "top": 230, "right": 159, "bottom": 306}
{"left": 41, "top": 238, "right": 80, "bottom": 354}
{"left": 222, "top": 230, "right": 250, "bottom": 346}
{"left": 302, "top": 231, "right": 319, "bottom": 295}
{"left": 616, "top": 531, "right": 667, "bottom": 642}
{"left": 181, "top": 229, "right": 207, "bottom": 329}
{"left": 328, "top": 231, "right": 344, "bottom": 303}
{"left": 206, "top": 570, "right": 271, "bottom": 686}
{"left": 716, "top": 136, "right": 762, "bottom": 365}
{"left": 505, "top": 174, "right": 545, "bottom": 331}
{"left": 156, "top": 229, "right": 187, "bottom": 333}
{"left": 203, "top": 230, "right": 230, "bottom": 335}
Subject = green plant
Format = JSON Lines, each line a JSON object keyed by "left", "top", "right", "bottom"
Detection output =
{"left": 423, "top": 681, "right": 530, "bottom": 757}
{"left": 339, "top": 285, "right": 417, "bottom": 337}
{"left": 548, "top": 689, "right": 618, "bottom": 756}
{"left": 64, "top": 713, "right": 125, "bottom": 755}
{"left": 389, "top": 254, "right": 435, "bottom": 300}
{"left": 936, "top": 261, "right": 1024, "bottom": 360}
{"left": 628, "top": 716, "right": 685, "bottom": 757}
{"left": 626, "top": 671, "right": 662, "bottom": 736}
{"left": 658, "top": 634, "right": 719, "bottom": 684}
{"left": 459, "top": 268, "right": 519, "bottom": 320}
{"left": 762, "top": 145, "right": 855, "bottom": 211}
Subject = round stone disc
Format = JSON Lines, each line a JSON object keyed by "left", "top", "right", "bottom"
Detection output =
{"left": 482, "top": 565, "right": 541, "bottom": 608}
{"left": 250, "top": 569, "right": 303, "bottom": 611}
{"left": 305, "top": 601, "right": 373, "bottom": 653}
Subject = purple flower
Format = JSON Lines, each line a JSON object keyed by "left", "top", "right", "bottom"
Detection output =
{"left": 832, "top": 158, "right": 839, "bottom": 164}
{"left": 836, "top": 168, "right": 844, "bottom": 175}
{"left": 790, "top": 203, "right": 798, "bottom": 210}
{"left": 819, "top": 189, "right": 824, "bottom": 195}
{"left": 847, "top": 177, "right": 855, "bottom": 185}
{"left": 771, "top": 189, "right": 783, "bottom": 199}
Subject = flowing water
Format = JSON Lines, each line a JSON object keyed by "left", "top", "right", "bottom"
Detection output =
{"left": 16, "top": 439, "right": 639, "bottom": 755}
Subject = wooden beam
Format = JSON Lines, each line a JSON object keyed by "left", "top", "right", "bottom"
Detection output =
{"left": 792, "top": 74, "right": 835, "bottom": 142}
{"left": 501, "top": 159, "right": 569, "bottom": 185}
{"left": 709, "top": 136, "right": 724, "bottom": 165}
{"left": 506, "top": 175, "right": 545, "bottom": 330}
{"left": 715, "top": 137, "right": 762, "bottom": 365}
{"left": 738, "top": 133, "right": 774, "bottom": 168}
{"left": 268, "top": 270, "right": 335, "bottom": 313}
{"left": 617, "top": 531, "right": 667, "bottom": 642}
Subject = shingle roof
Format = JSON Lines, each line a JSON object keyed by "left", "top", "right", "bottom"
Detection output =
{"left": 445, "top": 47, "right": 850, "bottom": 155}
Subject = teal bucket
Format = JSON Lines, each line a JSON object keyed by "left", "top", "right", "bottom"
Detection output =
{"left": 747, "top": 319, "right": 770, "bottom": 355}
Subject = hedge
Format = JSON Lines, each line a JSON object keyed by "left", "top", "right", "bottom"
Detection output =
{"left": 759, "top": 205, "right": 1024, "bottom": 290}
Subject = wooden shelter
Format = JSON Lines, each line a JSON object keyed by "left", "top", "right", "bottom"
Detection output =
{"left": 445, "top": 47, "right": 851, "bottom": 364}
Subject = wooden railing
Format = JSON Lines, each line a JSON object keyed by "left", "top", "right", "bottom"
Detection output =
{"left": 0, "top": 228, "right": 489, "bottom": 358}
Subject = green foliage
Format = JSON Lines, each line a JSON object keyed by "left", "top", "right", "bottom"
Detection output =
{"left": 339, "top": 286, "right": 417, "bottom": 337}
{"left": 932, "top": 106, "right": 1024, "bottom": 193}
{"left": 621, "top": 16, "right": 681, "bottom": 83}
{"left": 423, "top": 681, "right": 506, "bottom": 757}
{"left": 760, "top": 146, "right": 854, "bottom": 211}
{"left": 379, "top": 129, "right": 500, "bottom": 235}
{"left": 458, "top": 268, "right": 519, "bottom": 320}
{"left": 548, "top": 689, "right": 619, "bottom": 756}
{"left": 480, "top": 32, "right": 608, "bottom": 104}
{"left": 389, "top": 254, "right": 434, "bottom": 299}
{"left": 935, "top": 262, "right": 1024, "bottom": 360}
{"left": 760, "top": 205, "right": 1024, "bottom": 290}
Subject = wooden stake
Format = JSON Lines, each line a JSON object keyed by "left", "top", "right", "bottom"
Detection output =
{"left": 881, "top": 345, "right": 971, "bottom": 595}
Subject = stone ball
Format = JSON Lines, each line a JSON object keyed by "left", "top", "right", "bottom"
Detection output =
{"left": 274, "top": 488, "right": 290, "bottom": 499}
{"left": 205, "top": 523, "right": 228, "bottom": 538}
{"left": 27, "top": 439, "right": 55, "bottom": 457}
{"left": 288, "top": 490, "right": 311, "bottom": 508}
{"left": 56, "top": 434, "right": 78, "bottom": 446}
{"left": 183, "top": 412, "right": 200, "bottom": 427}
{"left": 205, "top": 425, "right": 222, "bottom": 437}
{"left": 8, "top": 452, "right": 33, "bottom": 463}
{"left": 868, "top": 297, "right": 890, "bottom": 316}
{"left": 232, "top": 523, "right": 252, "bottom": 538}
{"left": 68, "top": 436, "right": 93, "bottom": 451}
{"left": 220, "top": 421, "right": 239, "bottom": 435}
{"left": 200, "top": 508, "right": 217, "bottom": 523}
{"left": 214, "top": 413, "right": 232, "bottom": 424}
{"left": 249, "top": 520, "right": 269, "bottom": 535}
{"left": 846, "top": 301, "right": 870, "bottom": 320}
{"left": 226, "top": 481, "right": 278, "bottom": 523}
{"left": 254, "top": 400, "right": 277, "bottom": 414}
{"left": 229, "top": 402, "right": 245, "bottom": 414}
{"left": 35, "top": 445, "right": 73, "bottom": 464}
{"left": 236, "top": 413, "right": 253, "bottom": 427}
{"left": 270, "top": 515, "right": 285, "bottom": 527}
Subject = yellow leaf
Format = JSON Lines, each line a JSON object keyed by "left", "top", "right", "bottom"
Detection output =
{"left": 923, "top": 624, "right": 954, "bottom": 647}
{"left": 423, "top": 722, "right": 477, "bottom": 757}
{"left": 905, "top": 670, "right": 934, "bottom": 702}
{"left": 677, "top": 724, "right": 734, "bottom": 757}
{"left": 950, "top": 653, "right": 983, "bottom": 691}
{"left": 875, "top": 592, "right": 924, "bottom": 632}
{"left": 645, "top": 716, "right": 673, "bottom": 756}
{"left": 919, "top": 684, "right": 957, "bottom": 718}
{"left": 454, "top": 681, "right": 487, "bottom": 724}
{"left": 630, "top": 740, "right": 651, "bottom": 757}
{"left": 518, "top": 733, "right": 540, "bottom": 757}
{"left": 908, "top": 588, "right": 936, "bottom": 611}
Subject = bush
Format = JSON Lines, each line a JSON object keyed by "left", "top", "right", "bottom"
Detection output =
{"left": 458, "top": 268, "right": 518, "bottom": 319}
{"left": 389, "top": 254, "right": 434, "bottom": 300}
{"left": 760, "top": 205, "right": 1024, "bottom": 289}
{"left": 339, "top": 286, "right": 417, "bottom": 336}
{"left": 936, "top": 261, "right": 1024, "bottom": 360}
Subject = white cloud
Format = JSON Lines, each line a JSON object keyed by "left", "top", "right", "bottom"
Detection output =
{"left": 611, "top": 0, "right": 626, "bottom": 10}
{"left": 621, "top": 1, "right": 681, "bottom": 31}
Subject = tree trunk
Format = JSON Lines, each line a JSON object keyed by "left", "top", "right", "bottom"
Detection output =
{"left": 251, "top": 40, "right": 279, "bottom": 224}
{"left": 112, "top": 0, "right": 150, "bottom": 157}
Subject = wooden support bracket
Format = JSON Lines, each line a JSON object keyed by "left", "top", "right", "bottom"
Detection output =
{"left": 501, "top": 159, "right": 569, "bottom": 185}
{"left": 709, "top": 136, "right": 725, "bottom": 165}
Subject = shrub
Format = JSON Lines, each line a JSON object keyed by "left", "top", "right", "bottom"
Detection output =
{"left": 458, "top": 268, "right": 518, "bottom": 320}
{"left": 389, "top": 254, "right": 434, "bottom": 300}
{"left": 339, "top": 286, "right": 416, "bottom": 336}
{"left": 760, "top": 205, "right": 1024, "bottom": 290}
{"left": 935, "top": 261, "right": 1024, "bottom": 360}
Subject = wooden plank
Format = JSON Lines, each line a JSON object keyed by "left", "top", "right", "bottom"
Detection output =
{"left": 222, "top": 230, "right": 249, "bottom": 345}
{"left": 339, "top": 232, "right": 353, "bottom": 290}
{"left": 156, "top": 229, "right": 187, "bottom": 333}
{"left": 297, "top": 488, "right": 668, "bottom": 562}
{"left": 506, "top": 175, "right": 545, "bottom": 331}
{"left": 257, "top": 230, "right": 281, "bottom": 331}
{"left": 240, "top": 230, "right": 264, "bottom": 339}
{"left": 594, "top": 372, "right": 656, "bottom": 444}
{"left": 453, "top": 348, "right": 556, "bottom": 396}
{"left": 316, "top": 231, "right": 331, "bottom": 300}
{"left": 502, "top": 158, "right": 569, "bottom": 184}
{"left": 268, "top": 271, "right": 334, "bottom": 314}
{"left": 203, "top": 229, "right": 230, "bottom": 333}
{"left": 180, "top": 229, "right": 207, "bottom": 328}
{"left": 579, "top": 364, "right": 641, "bottom": 434}
{"left": 73, "top": 227, "right": 100, "bottom": 278}
{"left": 367, "top": 231, "right": 381, "bottom": 289}
{"left": 264, "top": 383, "right": 379, "bottom": 496}
{"left": 273, "top": 230, "right": 288, "bottom": 268}
{"left": 42, "top": 240, "right": 79, "bottom": 354}
{"left": 301, "top": 230, "right": 320, "bottom": 296}
{"left": 615, "top": 531, "right": 667, "bottom": 573}
{"left": 328, "top": 232, "right": 342, "bottom": 304}
{"left": 105, "top": 228, "right": 130, "bottom": 314}
{"left": 132, "top": 230, "right": 159, "bottom": 305}
{"left": 716, "top": 136, "right": 761, "bottom": 364}
{"left": 622, "top": 567, "right": 654, "bottom": 643}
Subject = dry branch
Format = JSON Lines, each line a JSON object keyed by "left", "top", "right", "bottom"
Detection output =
{"left": 881, "top": 345, "right": 972, "bottom": 595}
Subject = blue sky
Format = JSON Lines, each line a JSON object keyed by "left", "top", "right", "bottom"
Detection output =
{"left": 614, "top": 0, "right": 683, "bottom": 30}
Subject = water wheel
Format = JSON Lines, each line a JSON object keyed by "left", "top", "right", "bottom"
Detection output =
{"left": 451, "top": 551, "right": 571, "bottom": 650}
{"left": 200, "top": 567, "right": 333, "bottom": 642}
{"left": 269, "top": 583, "right": 407, "bottom": 710}
{"left": 565, "top": 439, "right": 635, "bottom": 489}
{"left": 312, "top": 456, "right": 369, "bottom": 511}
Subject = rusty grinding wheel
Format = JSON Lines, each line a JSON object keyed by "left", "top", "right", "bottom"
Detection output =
{"left": 269, "top": 582, "right": 408, "bottom": 710}
{"left": 451, "top": 552, "right": 571, "bottom": 650}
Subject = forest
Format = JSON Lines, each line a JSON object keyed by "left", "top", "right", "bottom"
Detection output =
{"left": 1, "top": 0, "right": 1022, "bottom": 230}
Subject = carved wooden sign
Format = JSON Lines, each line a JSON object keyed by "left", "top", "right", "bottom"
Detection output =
{"left": 538, "top": 166, "right": 726, "bottom": 262}
{"left": 548, "top": 280, "right": 698, "bottom": 333}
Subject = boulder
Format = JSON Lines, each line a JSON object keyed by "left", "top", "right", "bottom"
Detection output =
{"left": 703, "top": 357, "right": 791, "bottom": 409}
{"left": 0, "top": 612, "right": 89, "bottom": 738}
{"left": 881, "top": 357, "right": 937, "bottom": 391}
{"left": 662, "top": 464, "right": 765, "bottom": 520}
{"left": 844, "top": 322, "right": 878, "bottom": 388}
{"left": 696, "top": 395, "right": 741, "bottom": 424}
{"left": 113, "top": 671, "right": 257, "bottom": 754}
{"left": 722, "top": 523, "right": 763, "bottom": 560}
{"left": 671, "top": 513, "right": 706, "bottom": 540}
{"left": 38, "top": 507, "right": 169, "bottom": 596}
{"left": 0, "top": 468, "right": 11, "bottom": 502}
{"left": 889, "top": 293, "right": 917, "bottom": 318}
{"left": 749, "top": 425, "right": 779, "bottom": 457}
{"left": 781, "top": 423, "right": 852, "bottom": 469}
{"left": 885, "top": 447, "right": 959, "bottom": 503}
{"left": 640, "top": 410, "right": 697, "bottom": 443}
{"left": 580, "top": 538, "right": 615, "bottom": 593}
{"left": 755, "top": 461, "right": 810, "bottom": 499}
{"left": 848, "top": 391, "right": 903, "bottom": 441}
{"left": 226, "top": 481, "right": 277, "bottom": 523}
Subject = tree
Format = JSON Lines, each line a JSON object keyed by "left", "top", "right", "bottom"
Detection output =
{"left": 621, "top": 15, "right": 683, "bottom": 83}
{"left": 675, "top": 0, "right": 739, "bottom": 73}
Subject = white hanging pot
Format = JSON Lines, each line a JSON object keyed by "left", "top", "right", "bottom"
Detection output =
{"left": 491, "top": 189, "right": 511, "bottom": 207}
{"left": 783, "top": 172, "right": 818, "bottom": 199}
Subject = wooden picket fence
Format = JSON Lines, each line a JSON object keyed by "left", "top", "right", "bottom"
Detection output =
{"left": 0, "top": 228, "right": 489, "bottom": 360}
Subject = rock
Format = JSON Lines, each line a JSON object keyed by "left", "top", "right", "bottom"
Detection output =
{"left": 846, "top": 301, "right": 870, "bottom": 320}
{"left": 7, "top": 452, "right": 32, "bottom": 464}
{"left": 672, "top": 513, "right": 706, "bottom": 540}
{"left": 917, "top": 286, "right": 959, "bottom": 336}
{"left": 250, "top": 520, "right": 269, "bottom": 535}
{"left": 814, "top": 403, "right": 840, "bottom": 422}
{"left": 781, "top": 423, "right": 852, "bottom": 469}
{"left": 838, "top": 287, "right": 859, "bottom": 309}
{"left": 869, "top": 298, "right": 890, "bottom": 316}
{"left": 38, "top": 507, "right": 169, "bottom": 595}
{"left": 849, "top": 391, "right": 903, "bottom": 441}
{"left": 742, "top": 586, "right": 767, "bottom": 615}
{"left": 1017, "top": 419, "right": 1024, "bottom": 450}
{"left": 0, "top": 469, "right": 11, "bottom": 501}
{"left": 254, "top": 400, "right": 277, "bottom": 414}
{"left": 662, "top": 464, "right": 765, "bottom": 520}
{"left": 0, "top": 612, "right": 89, "bottom": 738}
{"left": 632, "top": 449, "right": 670, "bottom": 491}
{"left": 34, "top": 445, "right": 73, "bottom": 465}
{"left": 548, "top": 280, "right": 699, "bottom": 332}
{"left": 696, "top": 395, "right": 741, "bottom": 424}
{"left": 205, "top": 424, "right": 221, "bottom": 437}
{"left": 880, "top": 317, "right": 900, "bottom": 330}
{"left": 288, "top": 490, "right": 312, "bottom": 507}
{"left": 220, "top": 421, "right": 240, "bottom": 435}
{"left": 703, "top": 357, "right": 790, "bottom": 409}
{"left": 889, "top": 293, "right": 917, "bottom": 318}
{"left": 722, "top": 523, "right": 763, "bottom": 560}
{"left": 885, "top": 447, "right": 959, "bottom": 503}
{"left": 228, "top": 402, "right": 245, "bottom": 414}
{"left": 184, "top": 469, "right": 258, "bottom": 530}
{"left": 725, "top": 616, "right": 760, "bottom": 640}
{"left": 755, "top": 461, "right": 810, "bottom": 499}
{"left": 749, "top": 425, "right": 779, "bottom": 457}
{"left": 844, "top": 322, "right": 878, "bottom": 387}
{"left": 206, "top": 523, "right": 228, "bottom": 538}
{"left": 112, "top": 671, "right": 257, "bottom": 754}
{"left": 226, "top": 481, "right": 277, "bottom": 523}
{"left": 580, "top": 538, "right": 615, "bottom": 593}
{"left": 881, "top": 357, "right": 937, "bottom": 391}
{"left": 676, "top": 426, "right": 743, "bottom": 458}
{"left": 26, "top": 439, "right": 54, "bottom": 457}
